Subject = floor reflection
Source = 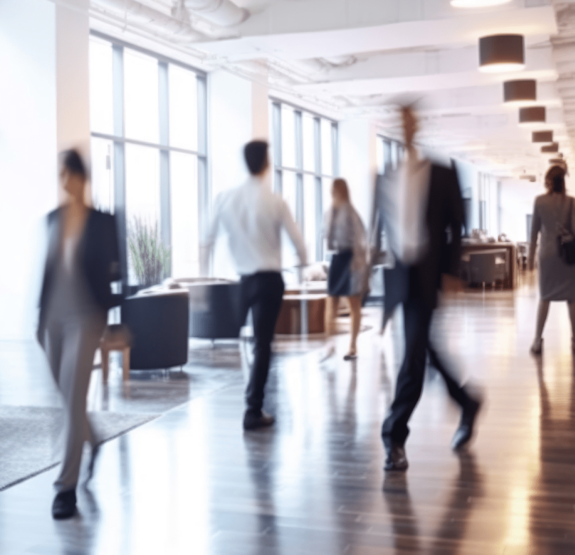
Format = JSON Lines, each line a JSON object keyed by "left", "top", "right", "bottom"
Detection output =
{"left": 531, "top": 355, "right": 575, "bottom": 553}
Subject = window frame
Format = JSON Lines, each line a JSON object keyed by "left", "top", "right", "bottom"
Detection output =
{"left": 89, "top": 31, "right": 208, "bottom": 285}
{"left": 270, "top": 98, "right": 338, "bottom": 262}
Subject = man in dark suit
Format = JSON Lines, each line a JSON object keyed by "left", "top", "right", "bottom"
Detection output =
{"left": 373, "top": 106, "right": 481, "bottom": 471}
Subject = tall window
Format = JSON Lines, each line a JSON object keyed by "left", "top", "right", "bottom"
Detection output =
{"left": 270, "top": 101, "right": 338, "bottom": 262}
{"left": 375, "top": 135, "right": 405, "bottom": 253}
{"left": 89, "top": 34, "right": 207, "bottom": 284}
{"left": 376, "top": 135, "right": 404, "bottom": 176}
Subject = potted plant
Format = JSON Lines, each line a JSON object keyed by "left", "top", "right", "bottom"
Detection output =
{"left": 127, "top": 216, "right": 171, "bottom": 291}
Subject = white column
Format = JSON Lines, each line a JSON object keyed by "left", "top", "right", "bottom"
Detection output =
{"left": 0, "top": 0, "right": 58, "bottom": 339}
{"left": 208, "top": 70, "right": 253, "bottom": 278}
{"left": 55, "top": 0, "right": 91, "bottom": 200}
{"left": 338, "top": 118, "right": 378, "bottom": 228}
{"left": 252, "top": 81, "right": 269, "bottom": 141}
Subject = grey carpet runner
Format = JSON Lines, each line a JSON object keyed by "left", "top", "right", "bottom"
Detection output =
{"left": 0, "top": 406, "right": 158, "bottom": 491}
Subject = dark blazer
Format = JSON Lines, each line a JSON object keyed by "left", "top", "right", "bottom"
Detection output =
{"left": 38, "top": 207, "right": 122, "bottom": 330}
{"left": 374, "top": 162, "right": 464, "bottom": 313}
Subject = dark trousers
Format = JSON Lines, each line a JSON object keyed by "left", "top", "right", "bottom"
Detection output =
{"left": 382, "top": 296, "right": 471, "bottom": 446}
{"left": 241, "top": 272, "right": 285, "bottom": 416}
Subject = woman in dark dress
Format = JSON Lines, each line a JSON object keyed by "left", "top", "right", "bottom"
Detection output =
{"left": 323, "top": 178, "right": 368, "bottom": 360}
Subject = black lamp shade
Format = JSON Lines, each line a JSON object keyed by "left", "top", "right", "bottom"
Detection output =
{"left": 479, "top": 35, "right": 525, "bottom": 72}
{"left": 541, "top": 143, "right": 559, "bottom": 153}
{"left": 503, "top": 80, "right": 536, "bottom": 103}
{"left": 550, "top": 157, "right": 564, "bottom": 165}
{"left": 519, "top": 106, "right": 546, "bottom": 124}
{"left": 532, "top": 131, "right": 553, "bottom": 143}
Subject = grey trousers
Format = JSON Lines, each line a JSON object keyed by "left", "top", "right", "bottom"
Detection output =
{"left": 43, "top": 311, "right": 106, "bottom": 492}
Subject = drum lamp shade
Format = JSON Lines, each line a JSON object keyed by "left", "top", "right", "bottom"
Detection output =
{"left": 519, "top": 107, "right": 546, "bottom": 125}
{"left": 503, "top": 80, "right": 536, "bottom": 104}
{"left": 532, "top": 131, "right": 553, "bottom": 143}
{"left": 479, "top": 35, "right": 525, "bottom": 72}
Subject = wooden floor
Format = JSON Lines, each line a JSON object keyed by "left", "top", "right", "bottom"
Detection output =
{"left": 2, "top": 272, "right": 575, "bottom": 554}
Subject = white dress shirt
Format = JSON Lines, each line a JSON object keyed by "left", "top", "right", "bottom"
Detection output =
{"left": 384, "top": 152, "right": 431, "bottom": 265}
{"left": 203, "top": 176, "right": 307, "bottom": 275}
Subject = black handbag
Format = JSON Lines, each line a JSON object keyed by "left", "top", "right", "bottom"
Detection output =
{"left": 558, "top": 198, "right": 575, "bottom": 265}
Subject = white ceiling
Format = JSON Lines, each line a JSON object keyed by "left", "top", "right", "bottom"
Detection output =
{"left": 92, "top": 0, "right": 575, "bottom": 179}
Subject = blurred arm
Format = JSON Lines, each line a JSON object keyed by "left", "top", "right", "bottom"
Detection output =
{"left": 282, "top": 200, "right": 307, "bottom": 267}
{"left": 528, "top": 200, "right": 540, "bottom": 270}
{"left": 445, "top": 168, "right": 464, "bottom": 277}
{"left": 108, "top": 214, "right": 122, "bottom": 283}
{"left": 199, "top": 194, "right": 222, "bottom": 277}
{"left": 370, "top": 174, "right": 384, "bottom": 254}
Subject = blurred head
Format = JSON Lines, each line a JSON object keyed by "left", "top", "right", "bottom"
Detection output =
{"left": 59, "top": 149, "right": 87, "bottom": 204}
{"left": 332, "top": 178, "right": 350, "bottom": 206}
{"left": 545, "top": 165, "right": 566, "bottom": 194}
{"left": 244, "top": 140, "right": 269, "bottom": 177}
{"left": 401, "top": 105, "right": 419, "bottom": 149}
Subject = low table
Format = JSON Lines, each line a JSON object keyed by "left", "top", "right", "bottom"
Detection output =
{"left": 275, "top": 293, "right": 327, "bottom": 335}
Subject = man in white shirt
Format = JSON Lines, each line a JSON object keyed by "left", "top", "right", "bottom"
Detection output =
{"left": 202, "top": 140, "right": 307, "bottom": 430}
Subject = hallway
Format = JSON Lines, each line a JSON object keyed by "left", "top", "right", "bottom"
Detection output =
{"left": 1, "top": 275, "right": 575, "bottom": 554}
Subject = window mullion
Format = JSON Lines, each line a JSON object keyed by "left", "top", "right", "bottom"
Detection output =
{"left": 295, "top": 110, "right": 304, "bottom": 228}
{"left": 111, "top": 44, "right": 128, "bottom": 289}
{"left": 273, "top": 102, "right": 282, "bottom": 194}
{"left": 158, "top": 61, "right": 171, "bottom": 276}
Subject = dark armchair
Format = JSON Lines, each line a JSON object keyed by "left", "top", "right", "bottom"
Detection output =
{"left": 121, "top": 289, "right": 189, "bottom": 370}
{"left": 174, "top": 278, "right": 244, "bottom": 341}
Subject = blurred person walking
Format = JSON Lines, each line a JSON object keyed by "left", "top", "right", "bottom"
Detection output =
{"left": 528, "top": 165, "right": 575, "bottom": 354}
{"left": 323, "top": 178, "right": 368, "bottom": 361}
{"left": 202, "top": 141, "right": 307, "bottom": 431}
{"left": 372, "top": 105, "right": 481, "bottom": 471}
{"left": 38, "top": 149, "right": 122, "bottom": 519}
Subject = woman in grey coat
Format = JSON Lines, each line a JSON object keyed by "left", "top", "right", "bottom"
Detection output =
{"left": 528, "top": 165, "right": 574, "bottom": 354}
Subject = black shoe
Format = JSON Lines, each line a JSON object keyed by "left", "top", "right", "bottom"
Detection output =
{"left": 452, "top": 397, "right": 482, "bottom": 451}
{"left": 383, "top": 440, "right": 408, "bottom": 472}
{"left": 52, "top": 490, "right": 77, "bottom": 520}
{"left": 86, "top": 443, "right": 100, "bottom": 483}
{"left": 243, "top": 411, "right": 275, "bottom": 431}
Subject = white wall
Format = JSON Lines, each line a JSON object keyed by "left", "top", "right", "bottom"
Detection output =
{"left": 500, "top": 179, "right": 541, "bottom": 242}
{"left": 0, "top": 0, "right": 58, "bottom": 340}
{"left": 339, "top": 119, "right": 378, "bottom": 228}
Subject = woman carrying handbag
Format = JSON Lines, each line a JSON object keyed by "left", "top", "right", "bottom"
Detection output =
{"left": 528, "top": 164, "right": 575, "bottom": 354}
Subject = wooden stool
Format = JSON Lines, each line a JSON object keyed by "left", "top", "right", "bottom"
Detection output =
{"left": 100, "top": 324, "right": 132, "bottom": 383}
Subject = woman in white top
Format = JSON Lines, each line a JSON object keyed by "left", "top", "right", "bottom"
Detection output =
{"left": 323, "top": 178, "right": 368, "bottom": 360}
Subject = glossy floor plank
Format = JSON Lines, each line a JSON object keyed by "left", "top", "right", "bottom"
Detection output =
{"left": 2, "top": 272, "right": 575, "bottom": 554}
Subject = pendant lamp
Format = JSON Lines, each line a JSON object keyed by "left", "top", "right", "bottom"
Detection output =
{"left": 520, "top": 175, "right": 536, "bottom": 182}
{"left": 479, "top": 35, "right": 525, "bottom": 73}
{"left": 550, "top": 157, "right": 564, "bottom": 165}
{"left": 503, "top": 79, "right": 536, "bottom": 105}
{"left": 541, "top": 143, "right": 559, "bottom": 153}
{"left": 532, "top": 131, "right": 553, "bottom": 143}
{"left": 452, "top": 0, "right": 511, "bottom": 6}
{"left": 519, "top": 106, "right": 546, "bottom": 126}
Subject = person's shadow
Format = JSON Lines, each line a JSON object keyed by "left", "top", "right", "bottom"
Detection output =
{"left": 383, "top": 452, "right": 484, "bottom": 554}
{"left": 428, "top": 452, "right": 484, "bottom": 554}
{"left": 383, "top": 472, "right": 422, "bottom": 553}
{"left": 529, "top": 355, "right": 575, "bottom": 552}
